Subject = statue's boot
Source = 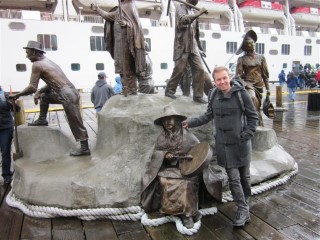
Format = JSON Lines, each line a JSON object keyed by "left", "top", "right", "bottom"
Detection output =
{"left": 70, "top": 140, "right": 91, "bottom": 156}
{"left": 28, "top": 103, "right": 48, "bottom": 126}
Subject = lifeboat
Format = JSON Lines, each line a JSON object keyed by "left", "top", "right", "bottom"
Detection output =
{"left": 197, "top": 0, "right": 230, "bottom": 16}
{"left": 290, "top": 7, "right": 320, "bottom": 26}
{"left": 0, "top": 0, "right": 57, "bottom": 11}
{"left": 238, "top": 0, "right": 285, "bottom": 22}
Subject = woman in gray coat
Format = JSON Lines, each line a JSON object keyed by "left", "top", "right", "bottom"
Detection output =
{"left": 182, "top": 66, "right": 258, "bottom": 227}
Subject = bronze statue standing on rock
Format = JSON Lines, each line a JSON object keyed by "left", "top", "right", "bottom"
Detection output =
{"left": 165, "top": 0, "right": 208, "bottom": 103}
{"left": 91, "top": 0, "right": 146, "bottom": 96}
{"left": 235, "top": 30, "right": 270, "bottom": 126}
{"left": 10, "top": 41, "right": 90, "bottom": 157}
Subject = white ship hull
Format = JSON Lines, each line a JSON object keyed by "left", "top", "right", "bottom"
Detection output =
{"left": 0, "top": 0, "right": 319, "bottom": 92}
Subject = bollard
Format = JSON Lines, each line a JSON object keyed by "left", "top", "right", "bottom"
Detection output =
{"left": 15, "top": 99, "right": 26, "bottom": 125}
{"left": 274, "top": 86, "right": 287, "bottom": 122}
{"left": 276, "top": 86, "right": 283, "bottom": 107}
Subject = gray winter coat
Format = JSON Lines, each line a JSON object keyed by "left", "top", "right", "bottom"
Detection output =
{"left": 187, "top": 81, "right": 258, "bottom": 168}
{"left": 91, "top": 79, "right": 115, "bottom": 110}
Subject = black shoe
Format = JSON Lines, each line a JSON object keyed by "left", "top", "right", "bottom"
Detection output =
{"left": 193, "top": 97, "right": 207, "bottom": 104}
{"left": 233, "top": 211, "right": 251, "bottom": 227}
{"left": 70, "top": 148, "right": 91, "bottom": 156}
{"left": 4, "top": 176, "right": 12, "bottom": 184}
{"left": 165, "top": 92, "right": 176, "bottom": 99}
{"left": 28, "top": 119, "right": 48, "bottom": 126}
{"left": 182, "top": 216, "right": 194, "bottom": 229}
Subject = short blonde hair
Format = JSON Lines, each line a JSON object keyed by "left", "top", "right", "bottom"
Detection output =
{"left": 212, "top": 66, "right": 230, "bottom": 80}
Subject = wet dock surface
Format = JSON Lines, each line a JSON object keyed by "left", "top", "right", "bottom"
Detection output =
{"left": 1, "top": 87, "right": 319, "bottom": 240}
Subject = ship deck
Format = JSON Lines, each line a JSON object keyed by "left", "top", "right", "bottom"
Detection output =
{"left": 1, "top": 87, "right": 320, "bottom": 240}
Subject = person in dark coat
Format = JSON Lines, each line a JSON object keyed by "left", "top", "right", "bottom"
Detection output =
{"left": 91, "top": 72, "right": 115, "bottom": 112}
{"left": 10, "top": 41, "right": 90, "bottom": 157}
{"left": 0, "top": 86, "right": 20, "bottom": 184}
{"left": 182, "top": 66, "right": 258, "bottom": 227}
{"left": 164, "top": 0, "right": 208, "bottom": 103}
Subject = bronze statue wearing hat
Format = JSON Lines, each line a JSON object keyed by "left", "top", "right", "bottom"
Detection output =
{"left": 10, "top": 40, "right": 90, "bottom": 156}
{"left": 235, "top": 30, "right": 271, "bottom": 126}
{"left": 141, "top": 105, "right": 221, "bottom": 229}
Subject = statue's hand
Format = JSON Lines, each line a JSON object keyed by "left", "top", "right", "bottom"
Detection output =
{"left": 9, "top": 94, "right": 19, "bottom": 100}
{"left": 266, "top": 90, "right": 271, "bottom": 96}
{"left": 165, "top": 152, "right": 173, "bottom": 160}
{"left": 34, "top": 91, "right": 40, "bottom": 105}
{"left": 90, "top": 3, "right": 98, "bottom": 11}
{"left": 117, "top": 19, "right": 127, "bottom": 27}
{"left": 200, "top": 8, "right": 208, "bottom": 15}
{"left": 199, "top": 50, "right": 206, "bottom": 58}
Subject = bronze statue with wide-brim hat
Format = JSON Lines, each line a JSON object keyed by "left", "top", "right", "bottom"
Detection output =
{"left": 235, "top": 30, "right": 271, "bottom": 126}
{"left": 23, "top": 40, "right": 46, "bottom": 54}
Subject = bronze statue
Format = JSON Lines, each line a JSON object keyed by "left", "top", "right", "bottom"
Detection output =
{"left": 91, "top": 0, "right": 146, "bottom": 96}
{"left": 141, "top": 105, "right": 221, "bottom": 229}
{"left": 10, "top": 41, "right": 90, "bottom": 157}
{"left": 137, "top": 41, "right": 154, "bottom": 94}
{"left": 235, "top": 30, "right": 270, "bottom": 126}
{"left": 165, "top": 0, "right": 208, "bottom": 103}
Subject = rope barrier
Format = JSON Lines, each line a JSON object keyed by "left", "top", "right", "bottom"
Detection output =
{"left": 6, "top": 164, "right": 298, "bottom": 235}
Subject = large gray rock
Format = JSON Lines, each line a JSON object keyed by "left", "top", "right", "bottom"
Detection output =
{"left": 12, "top": 94, "right": 296, "bottom": 208}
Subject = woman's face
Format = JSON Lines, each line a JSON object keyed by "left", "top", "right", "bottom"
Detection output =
{"left": 242, "top": 37, "right": 255, "bottom": 52}
{"left": 162, "top": 116, "right": 178, "bottom": 131}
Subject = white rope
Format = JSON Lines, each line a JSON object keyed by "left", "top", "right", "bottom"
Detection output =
{"left": 141, "top": 207, "right": 217, "bottom": 235}
{"left": 6, "top": 163, "right": 298, "bottom": 234}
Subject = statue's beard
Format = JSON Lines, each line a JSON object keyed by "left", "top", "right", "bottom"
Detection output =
{"left": 164, "top": 124, "right": 183, "bottom": 152}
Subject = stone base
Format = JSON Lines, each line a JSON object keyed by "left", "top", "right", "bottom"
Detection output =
{"left": 12, "top": 95, "right": 297, "bottom": 208}
{"left": 273, "top": 107, "right": 288, "bottom": 122}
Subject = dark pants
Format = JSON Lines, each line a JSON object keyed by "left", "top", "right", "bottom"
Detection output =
{"left": 0, "top": 127, "right": 13, "bottom": 179}
{"left": 40, "top": 87, "right": 88, "bottom": 141}
{"left": 226, "top": 165, "right": 251, "bottom": 212}
{"left": 166, "top": 53, "right": 205, "bottom": 98}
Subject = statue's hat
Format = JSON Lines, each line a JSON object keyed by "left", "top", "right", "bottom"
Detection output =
{"left": 23, "top": 41, "right": 46, "bottom": 53}
{"left": 154, "top": 105, "right": 187, "bottom": 126}
{"left": 236, "top": 30, "right": 257, "bottom": 55}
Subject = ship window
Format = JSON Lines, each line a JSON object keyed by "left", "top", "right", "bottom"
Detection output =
{"left": 96, "top": 63, "right": 104, "bottom": 70}
{"left": 212, "top": 33, "right": 221, "bottom": 39}
{"left": 90, "top": 36, "right": 106, "bottom": 51}
{"left": 71, "top": 63, "right": 80, "bottom": 71}
{"left": 305, "top": 39, "right": 312, "bottom": 44}
{"left": 269, "top": 50, "right": 278, "bottom": 55}
{"left": 255, "top": 43, "right": 265, "bottom": 54}
{"left": 8, "top": 22, "right": 26, "bottom": 30}
{"left": 161, "top": 63, "right": 168, "bottom": 69}
{"left": 282, "top": 63, "right": 287, "bottom": 69}
{"left": 16, "top": 64, "right": 26, "bottom": 72}
{"left": 226, "top": 42, "right": 237, "bottom": 54}
{"left": 304, "top": 46, "right": 312, "bottom": 56}
{"left": 91, "top": 26, "right": 104, "bottom": 33}
{"left": 145, "top": 38, "right": 151, "bottom": 51}
{"left": 200, "top": 32, "right": 205, "bottom": 38}
{"left": 281, "top": 44, "right": 290, "bottom": 55}
{"left": 316, "top": 39, "right": 320, "bottom": 45}
{"left": 200, "top": 40, "right": 206, "bottom": 52}
{"left": 37, "top": 34, "right": 57, "bottom": 51}
{"left": 270, "top": 36, "right": 278, "bottom": 42}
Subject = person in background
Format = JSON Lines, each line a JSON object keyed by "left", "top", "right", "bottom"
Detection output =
{"left": 286, "top": 72, "right": 299, "bottom": 101}
{"left": 0, "top": 86, "right": 20, "bottom": 184}
{"left": 316, "top": 68, "right": 320, "bottom": 88}
{"left": 278, "top": 70, "right": 286, "bottom": 87}
{"left": 91, "top": 72, "right": 115, "bottom": 112}
{"left": 113, "top": 75, "right": 123, "bottom": 94}
{"left": 182, "top": 66, "right": 258, "bottom": 227}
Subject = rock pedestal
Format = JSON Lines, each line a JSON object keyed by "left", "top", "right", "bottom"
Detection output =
{"left": 12, "top": 94, "right": 296, "bottom": 209}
